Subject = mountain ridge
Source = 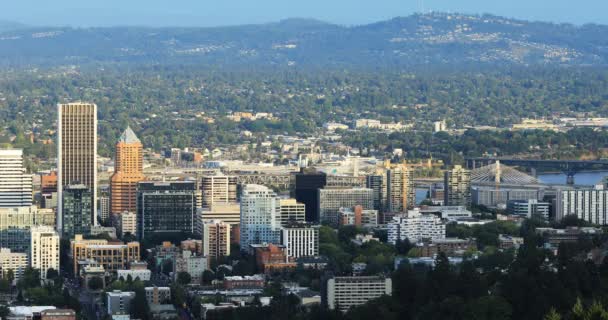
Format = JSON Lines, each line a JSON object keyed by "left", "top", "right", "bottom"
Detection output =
{"left": 1, "top": 12, "right": 608, "bottom": 68}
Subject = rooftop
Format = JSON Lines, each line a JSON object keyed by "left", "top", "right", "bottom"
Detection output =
{"left": 119, "top": 126, "right": 141, "bottom": 144}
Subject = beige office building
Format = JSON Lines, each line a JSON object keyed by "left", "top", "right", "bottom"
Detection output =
{"left": 279, "top": 199, "right": 306, "bottom": 227}
{"left": 200, "top": 175, "right": 237, "bottom": 209}
{"left": 57, "top": 103, "right": 98, "bottom": 232}
{"left": 386, "top": 163, "right": 415, "bottom": 212}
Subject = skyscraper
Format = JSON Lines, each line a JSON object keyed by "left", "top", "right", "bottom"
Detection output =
{"left": 294, "top": 169, "right": 327, "bottom": 222}
{"left": 444, "top": 165, "right": 471, "bottom": 207}
{"left": 386, "top": 163, "right": 414, "bottom": 212}
{"left": 110, "top": 127, "right": 145, "bottom": 215}
{"left": 240, "top": 184, "right": 281, "bottom": 250}
{"left": 57, "top": 103, "right": 98, "bottom": 232}
{"left": 61, "top": 184, "right": 93, "bottom": 238}
{"left": 0, "top": 149, "right": 33, "bottom": 207}
{"left": 201, "top": 219, "right": 231, "bottom": 259}
{"left": 136, "top": 181, "right": 196, "bottom": 239}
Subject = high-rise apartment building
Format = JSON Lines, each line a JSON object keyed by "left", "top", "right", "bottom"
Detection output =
{"left": 98, "top": 194, "right": 110, "bottom": 225}
{"left": 386, "top": 163, "right": 414, "bottom": 212}
{"left": 278, "top": 199, "right": 306, "bottom": 226}
{"left": 365, "top": 174, "right": 385, "bottom": 212}
{"left": 137, "top": 181, "right": 196, "bottom": 239}
{"left": 200, "top": 174, "right": 237, "bottom": 209}
{"left": 318, "top": 188, "right": 374, "bottom": 225}
{"left": 444, "top": 165, "right": 471, "bottom": 207}
{"left": 201, "top": 219, "right": 231, "bottom": 259}
{"left": 280, "top": 224, "right": 319, "bottom": 259}
{"left": 0, "top": 149, "right": 32, "bottom": 207}
{"left": 30, "top": 226, "right": 60, "bottom": 280}
{"left": 62, "top": 184, "right": 93, "bottom": 238}
{"left": 556, "top": 185, "right": 608, "bottom": 224}
{"left": 240, "top": 184, "right": 281, "bottom": 250}
{"left": 295, "top": 169, "right": 327, "bottom": 222}
{"left": 57, "top": 103, "right": 98, "bottom": 232}
{"left": 110, "top": 127, "right": 145, "bottom": 215}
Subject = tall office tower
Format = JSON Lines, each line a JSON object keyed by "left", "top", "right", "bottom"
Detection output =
{"left": 240, "top": 184, "right": 281, "bottom": 250}
{"left": 280, "top": 224, "right": 319, "bottom": 259}
{"left": 57, "top": 103, "right": 98, "bottom": 232}
{"left": 137, "top": 181, "right": 196, "bottom": 239}
{"left": 386, "top": 163, "right": 414, "bottom": 212}
{"left": 295, "top": 169, "right": 327, "bottom": 222}
{"left": 0, "top": 149, "right": 33, "bottom": 207}
{"left": 318, "top": 188, "right": 374, "bottom": 225}
{"left": 110, "top": 127, "right": 145, "bottom": 215}
{"left": 444, "top": 165, "right": 471, "bottom": 207}
{"left": 62, "top": 184, "right": 93, "bottom": 238}
{"left": 200, "top": 174, "right": 237, "bottom": 209}
{"left": 201, "top": 219, "right": 231, "bottom": 259}
{"left": 278, "top": 199, "right": 306, "bottom": 226}
{"left": 365, "top": 174, "right": 384, "bottom": 212}
{"left": 30, "top": 226, "right": 60, "bottom": 280}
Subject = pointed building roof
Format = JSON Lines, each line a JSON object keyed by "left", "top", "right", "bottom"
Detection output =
{"left": 118, "top": 126, "right": 140, "bottom": 144}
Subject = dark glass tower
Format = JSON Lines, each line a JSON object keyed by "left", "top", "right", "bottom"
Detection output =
{"left": 294, "top": 169, "right": 327, "bottom": 222}
{"left": 136, "top": 181, "right": 196, "bottom": 239}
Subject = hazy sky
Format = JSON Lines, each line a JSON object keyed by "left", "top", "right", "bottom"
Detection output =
{"left": 2, "top": 0, "right": 607, "bottom": 27}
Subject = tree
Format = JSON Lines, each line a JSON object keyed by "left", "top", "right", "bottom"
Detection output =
{"left": 46, "top": 268, "right": 59, "bottom": 280}
{"left": 176, "top": 272, "right": 191, "bottom": 286}
{"left": 88, "top": 277, "right": 104, "bottom": 291}
{"left": 202, "top": 270, "right": 215, "bottom": 285}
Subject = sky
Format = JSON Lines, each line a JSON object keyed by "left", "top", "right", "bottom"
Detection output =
{"left": 2, "top": 0, "right": 607, "bottom": 27}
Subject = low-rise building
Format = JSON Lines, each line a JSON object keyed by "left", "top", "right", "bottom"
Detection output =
{"left": 117, "top": 269, "right": 151, "bottom": 282}
{"left": 174, "top": 251, "right": 208, "bottom": 284}
{"left": 71, "top": 235, "right": 140, "bottom": 275}
{"left": 40, "top": 309, "right": 76, "bottom": 320}
{"left": 223, "top": 275, "right": 265, "bottom": 289}
{"left": 0, "top": 248, "right": 28, "bottom": 283}
{"left": 507, "top": 199, "right": 550, "bottom": 220}
{"left": 338, "top": 206, "right": 379, "bottom": 228}
{"left": 106, "top": 291, "right": 135, "bottom": 316}
{"left": 145, "top": 286, "right": 171, "bottom": 305}
{"left": 251, "top": 243, "right": 296, "bottom": 274}
{"left": 324, "top": 276, "right": 392, "bottom": 312}
{"left": 418, "top": 238, "right": 476, "bottom": 257}
{"left": 498, "top": 234, "right": 525, "bottom": 250}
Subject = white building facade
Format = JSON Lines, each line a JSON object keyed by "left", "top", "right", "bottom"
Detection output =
{"left": 280, "top": 225, "right": 319, "bottom": 259}
{"left": 387, "top": 209, "right": 446, "bottom": 244}
{"left": 30, "top": 226, "right": 60, "bottom": 279}
{"left": 0, "top": 149, "right": 33, "bottom": 207}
